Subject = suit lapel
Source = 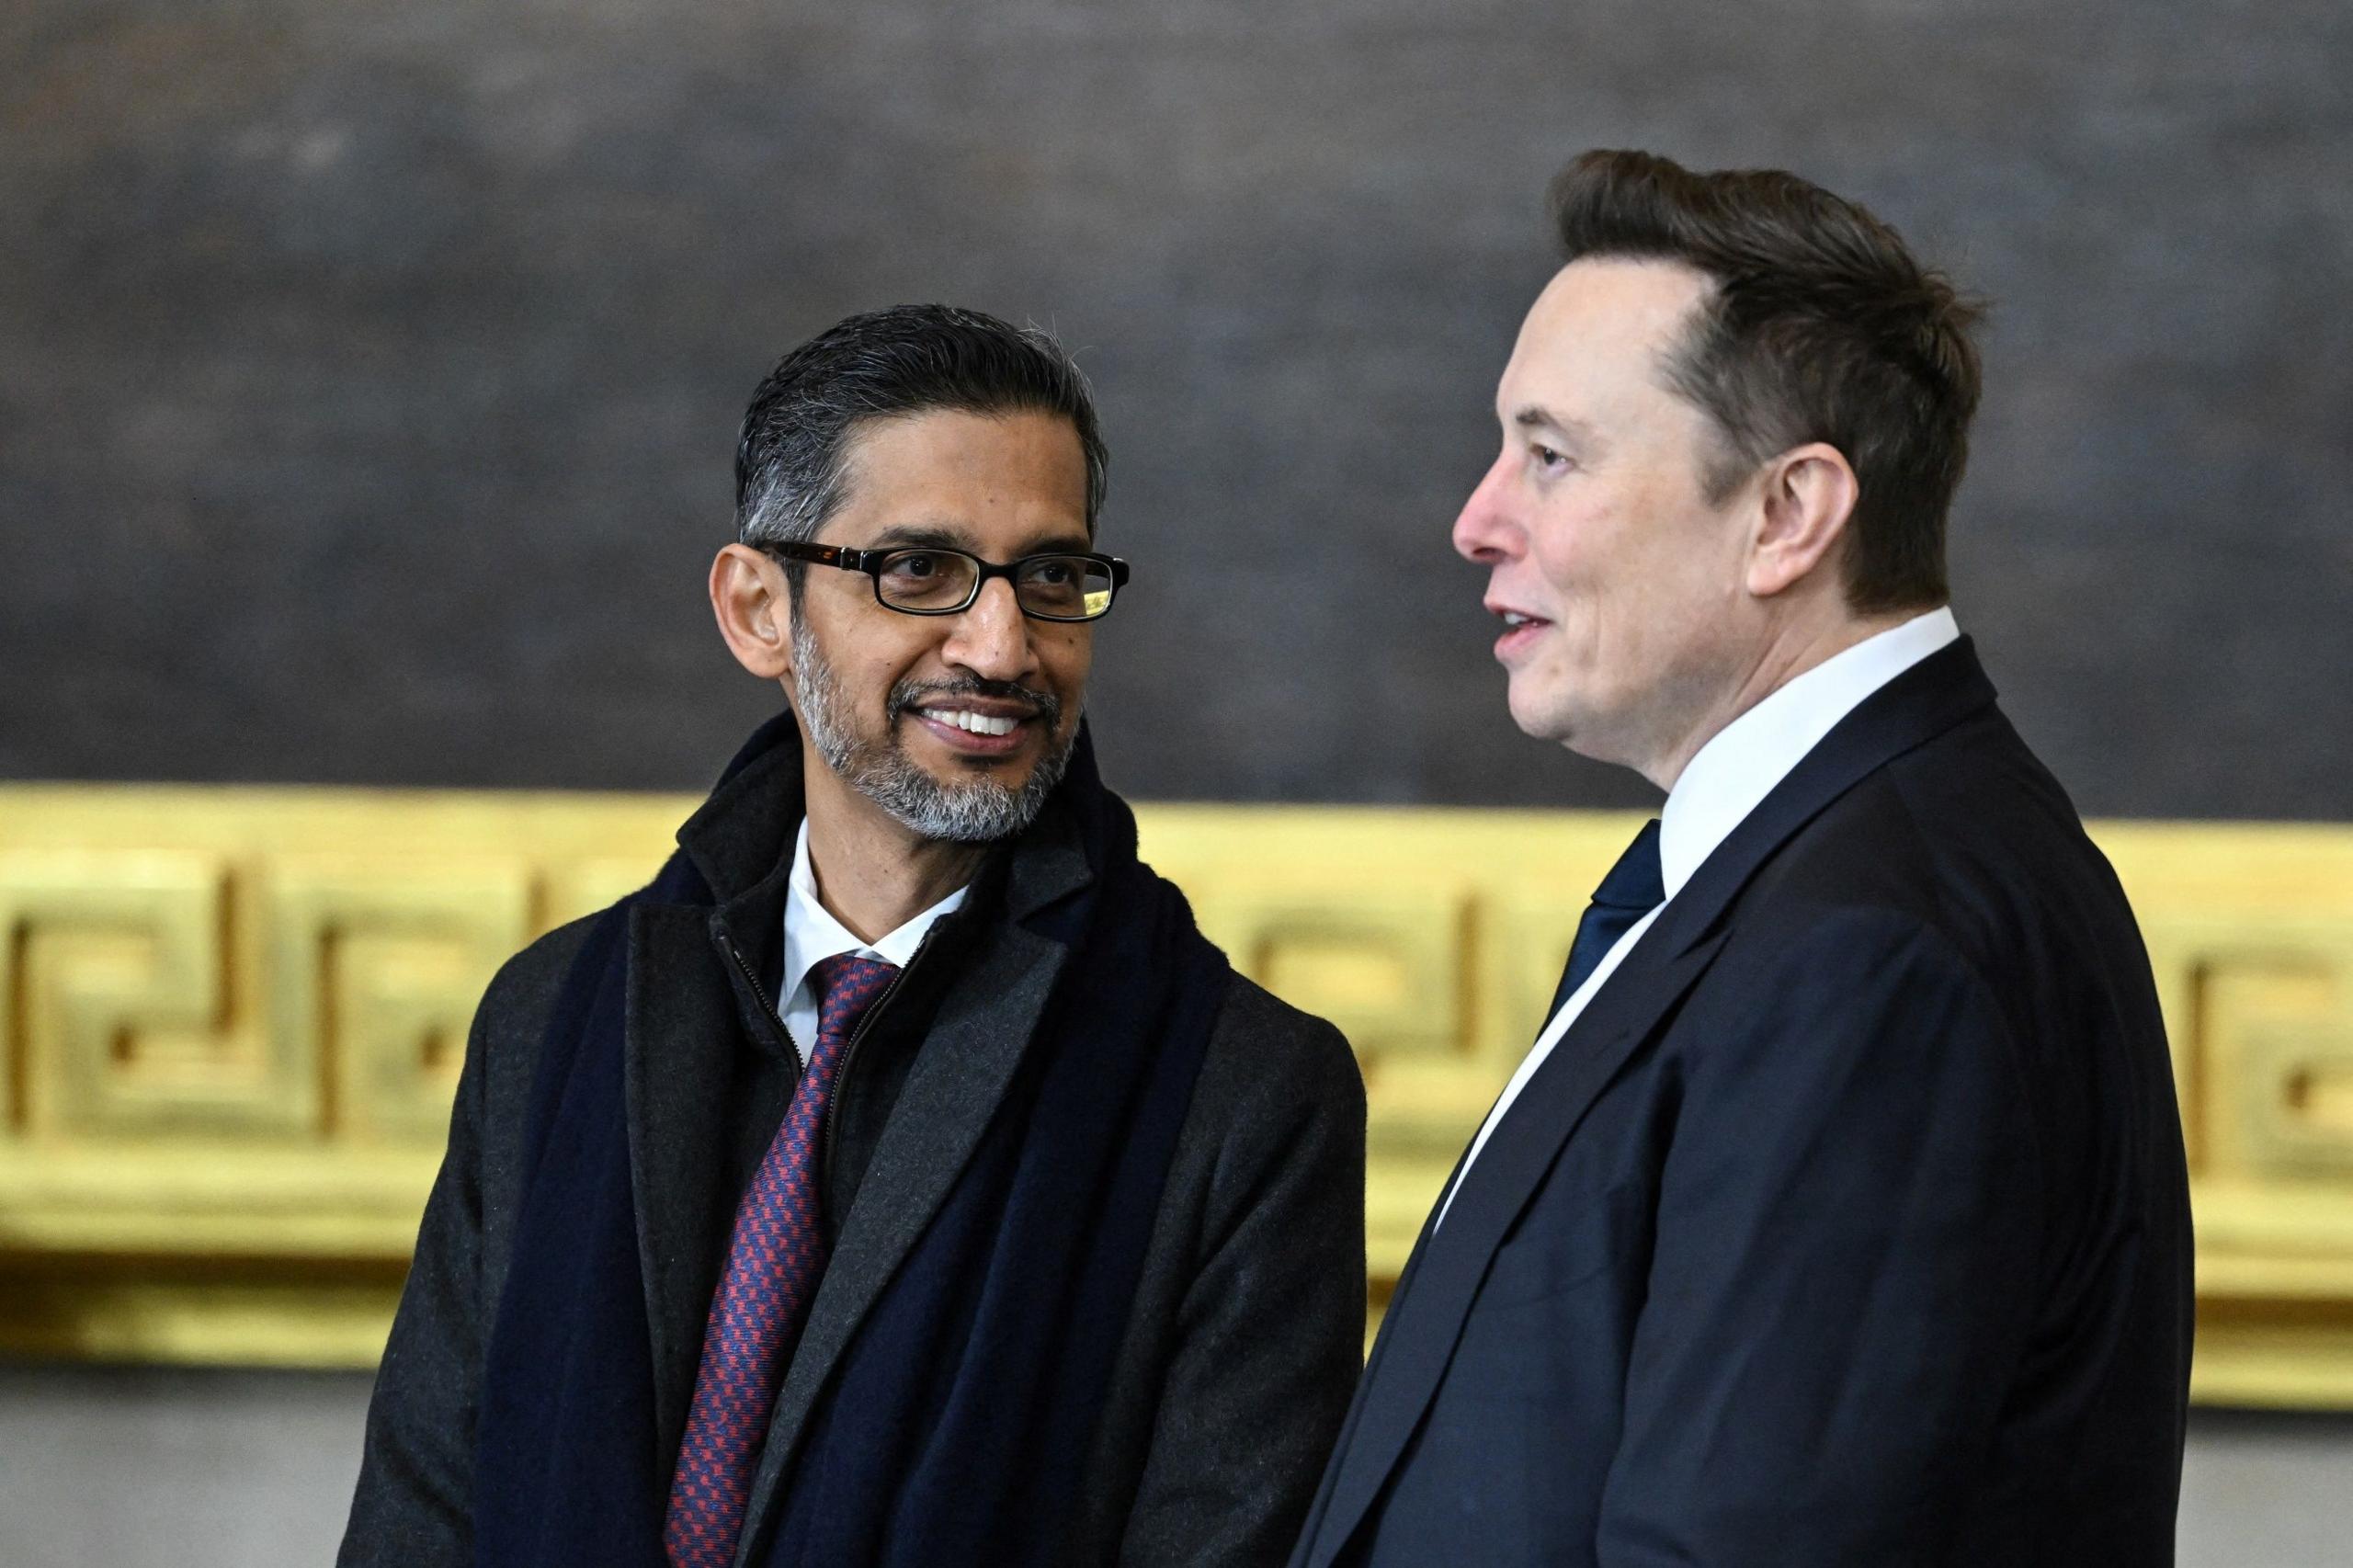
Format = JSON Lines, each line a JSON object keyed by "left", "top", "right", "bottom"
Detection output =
{"left": 1302, "top": 932, "right": 1725, "bottom": 1568}
{"left": 624, "top": 903, "right": 752, "bottom": 1468}
{"left": 731, "top": 918, "right": 1072, "bottom": 1562}
{"left": 1287, "top": 1142, "right": 1457, "bottom": 1568}
{"left": 1302, "top": 638, "right": 2003, "bottom": 1565}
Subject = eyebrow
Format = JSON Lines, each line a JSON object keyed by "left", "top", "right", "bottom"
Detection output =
{"left": 1510, "top": 404, "right": 1599, "bottom": 445}
{"left": 862, "top": 521, "right": 1096, "bottom": 556}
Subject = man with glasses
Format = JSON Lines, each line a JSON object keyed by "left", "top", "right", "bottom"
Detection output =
{"left": 341, "top": 305, "right": 1367, "bottom": 1568}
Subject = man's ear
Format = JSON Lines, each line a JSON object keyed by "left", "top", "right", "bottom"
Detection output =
{"left": 710, "top": 543, "right": 796, "bottom": 681}
{"left": 1746, "top": 442, "right": 1860, "bottom": 599}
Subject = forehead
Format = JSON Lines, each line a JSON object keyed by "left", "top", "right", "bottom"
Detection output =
{"left": 1499, "top": 257, "right": 1717, "bottom": 412}
{"left": 830, "top": 407, "right": 1090, "bottom": 544}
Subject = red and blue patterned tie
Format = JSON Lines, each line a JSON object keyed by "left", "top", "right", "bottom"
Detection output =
{"left": 663, "top": 952, "right": 898, "bottom": 1568}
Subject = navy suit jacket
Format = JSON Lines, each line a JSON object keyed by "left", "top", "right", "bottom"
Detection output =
{"left": 1290, "top": 639, "right": 2192, "bottom": 1567}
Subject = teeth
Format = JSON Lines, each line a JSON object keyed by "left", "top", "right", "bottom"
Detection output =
{"left": 926, "top": 708, "right": 1019, "bottom": 736}
{"left": 1503, "top": 612, "right": 1536, "bottom": 628}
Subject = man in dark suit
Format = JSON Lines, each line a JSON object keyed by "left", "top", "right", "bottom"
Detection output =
{"left": 340, "top": 304, "right": 1366, "bottom": 1568}
{"left": 1290, "top": 152, "right": 2193, "bottom": 1566}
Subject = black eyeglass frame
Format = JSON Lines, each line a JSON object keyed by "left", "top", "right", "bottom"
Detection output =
{"left": 758, "top": 540, "right": 1131, "bottom": 622}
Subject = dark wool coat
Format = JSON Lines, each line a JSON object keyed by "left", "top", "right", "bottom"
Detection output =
{"left": 341, "top": 736, "right": 1368, "bottom": 1568}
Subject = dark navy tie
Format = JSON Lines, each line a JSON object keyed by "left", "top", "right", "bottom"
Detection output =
{"left": 1546, "top": 819, "right": 1665, "bottom": 1021}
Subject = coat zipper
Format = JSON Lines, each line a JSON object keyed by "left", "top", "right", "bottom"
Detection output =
{"left": 719, "top": 919, "right": 944, "bottom": 1233}
{"left": 717, "top": 930, "right": 801, "bottom": 1074}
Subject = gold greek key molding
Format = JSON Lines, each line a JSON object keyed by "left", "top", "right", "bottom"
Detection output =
{"left": 3, "top": 787, "right": 2350, "bottom": 1409}
{"left": 0, "top": 787, "right": 681, "bottom": 1367}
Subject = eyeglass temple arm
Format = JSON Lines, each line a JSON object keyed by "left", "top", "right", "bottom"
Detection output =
{"left": 763, "top": 541, "right": 862, "bottom": 570}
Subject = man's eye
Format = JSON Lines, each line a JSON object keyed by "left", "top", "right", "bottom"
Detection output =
{"left": 1530, "top": 443, "right": 1569, "bottom": 471}
{"left": 1031, "top": 561, "right": 1074, "bottom": 585}
{"left": 886, "top": 551, "right": 940, "bottom": 578}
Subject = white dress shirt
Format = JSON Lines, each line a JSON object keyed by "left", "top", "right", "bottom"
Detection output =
{"left": 1435, "top": 607, "right": 1961, "bottom": 1226}
{"left": 777, "top": 819, "right": 971, "bottom": 1064}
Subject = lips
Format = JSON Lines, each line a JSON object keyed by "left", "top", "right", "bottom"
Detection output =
{"left": 890, "top": 678, "right": 1060, "bottom": 759}
{"left": 906, "top": 700, "right": 1040, "bottom": 757}
{"left": 915, "top": 706, "right": 1022, "bottom": 737}
{"left": 1487, "top": 601, "right": 1552, "bottom": 663}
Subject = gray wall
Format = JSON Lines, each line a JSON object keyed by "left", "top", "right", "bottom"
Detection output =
{"left": 0, "top": 1365, "right": 2347, "bottom": 1566}
{"left": 5, "top": 2, "right": 2348, "bottom": 816}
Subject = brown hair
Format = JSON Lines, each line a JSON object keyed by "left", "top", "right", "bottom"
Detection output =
{"left": 1550, "top": 150, "right": 1984, "bottom": 613}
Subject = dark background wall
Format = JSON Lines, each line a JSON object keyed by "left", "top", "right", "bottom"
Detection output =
{"left": 6, "top": 1, "right": 2347, "bottom": 816}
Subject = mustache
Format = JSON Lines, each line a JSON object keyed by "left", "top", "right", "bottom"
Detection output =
{"left": 886, "top": 676, "right": 1063, "bottom": 728}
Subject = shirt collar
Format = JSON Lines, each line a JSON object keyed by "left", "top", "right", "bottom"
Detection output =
{"left": 1658, "top": 607, "right": 1961, "bottom": 900}
{"left": 780, "top": 817, "right": 972, "bottom": 1000}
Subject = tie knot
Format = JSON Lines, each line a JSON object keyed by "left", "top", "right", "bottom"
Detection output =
{"left": 1592, "top": 819, "right": 1665, "bottom": 913}
{"left": 810, "top": 954, "right": 899, "bottom": 1042}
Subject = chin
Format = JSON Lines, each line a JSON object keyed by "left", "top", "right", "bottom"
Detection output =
{"left": 1505, "top": 679, "right": 1575, "bottom": 745}
{"left": 943, "top": 752, "right": 1034, "bottom": 783}
{"left": 1512, "top": 692, "right": 1628, "bottom": 769}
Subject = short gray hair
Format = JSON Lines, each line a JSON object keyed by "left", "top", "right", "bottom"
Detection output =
{"left": 734, "top": 304, "right": 1109, "bottom": 585}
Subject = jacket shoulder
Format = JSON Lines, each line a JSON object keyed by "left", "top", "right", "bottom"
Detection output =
{"left": 460, "top": 910, "right": 610, "bottom": 1119}
{"left": 1755, "top": 710, "right": 2122, "bottom": 945}
{"left": 1199, "top": 971, "right": 1365, "bottom": 1128}
{"left": 1174, "top": 972, "right": 1367, "bottom": 1249}
{"left": 472, "top": 912, "right": 602, "bottom": 1043}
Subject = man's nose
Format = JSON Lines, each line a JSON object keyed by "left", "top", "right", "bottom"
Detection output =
{"left": 940, "top": 577, "right": 1039, "bottom": 682}
{"left": 1451, "top": 450, "right": 1521, "bottom": 565}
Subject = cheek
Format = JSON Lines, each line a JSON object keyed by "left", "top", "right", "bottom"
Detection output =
{"left": 1525, "top": 517, "right": 1590, "bottom": 597}
{"left": 1612, "top": 515, "right": 1745, "bottom": 683}
{"left": 854, "top": 637, "right": 938, "bottom": 711}
{"left": 1040, "top": 629, "right": 1093, "bottom": 693}
{"left": 1524, "top": 509, "right": 1622, "bottom": 653}
{"left": 1524, "top": 487, "right": 1637, "bottom": 608}
{"left": 1544, "top": 511, "right": 1690, "bottom": 687}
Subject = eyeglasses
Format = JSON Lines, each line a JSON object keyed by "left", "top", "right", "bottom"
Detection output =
{"left": 760, "top": 541, "right": 1130, "bottom": 622}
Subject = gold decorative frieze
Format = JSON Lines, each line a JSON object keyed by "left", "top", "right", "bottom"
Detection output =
{"left": 2, "top": 787, "right": 2350, "bottom": 1409}
{"left": 0, "top": 787, "right": 679, "bottom": 1365}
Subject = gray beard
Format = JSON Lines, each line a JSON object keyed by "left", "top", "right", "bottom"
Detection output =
{"left": 791, "top": 616, "right": 1074, "bottom": 844}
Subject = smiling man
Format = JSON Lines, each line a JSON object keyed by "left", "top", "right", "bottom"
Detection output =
{"left": 1289, "top": 154, "right": 2191, "bottom": 1566}
{"left": 340, "top": 305, "right": 1366, "bottom": 1568}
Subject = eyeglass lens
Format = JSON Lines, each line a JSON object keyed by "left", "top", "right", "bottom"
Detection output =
{"left": 875, "top": 550, "right": 1115, "bottom": 619}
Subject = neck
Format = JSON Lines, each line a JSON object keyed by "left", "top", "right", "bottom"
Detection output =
{"left": 799, "top": 752, "right": 986, "bottom": 944}
{"left": 1638, "top": 607, "right": 1916, "bottom": 793}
